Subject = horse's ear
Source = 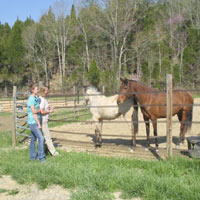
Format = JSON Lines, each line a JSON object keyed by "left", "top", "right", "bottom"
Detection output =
{"left": 120, "top": 77, "right": 125, "bottom": 83}
{"left": 120, "top": 77, "right": 129, "bottom": 85}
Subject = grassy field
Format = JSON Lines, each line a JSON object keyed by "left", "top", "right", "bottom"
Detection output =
{"left": 48, "top": 108, "right": 91, "bottom": 128}
{"left": 0, "top": 112, "right": 12, "bottom": 117}
{"left": 1, "top": 106, "right": 200, "bottom": 199}
{"left": 0, "top": 131, "right": 200, "bottom": 199}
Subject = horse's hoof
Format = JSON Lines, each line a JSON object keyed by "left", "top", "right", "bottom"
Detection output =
{"left": 95, "top": 143, "right": 101, "bottom": 148}
{"left": 155, "top": 145, "right": 159, "bottom": 152}
{"left": 129, "top": 147, "right": 135, "bottom": 153}
{"left": 155, "top": 148, "right": 159, "bottom": 153}
{"left": 144, "top": 147, "right": 149, "bottom": 151}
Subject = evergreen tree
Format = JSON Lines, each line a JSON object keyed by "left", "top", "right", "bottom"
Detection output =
{"left": 7, "top": 20, "right": 25, "bottom": 85}
{"left": 0, "top": 23, "right": 11, "bottom": 91}
{"left": 87, "top": 59, "right": 100, "bottom": 88}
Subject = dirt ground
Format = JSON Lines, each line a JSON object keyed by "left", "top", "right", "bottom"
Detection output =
{"left": 0, "top": 176, "right": 71, "bottom": 200}
{"left": 0, "top": 175, "right": 140, "bottom": 200}
{"left": 0, "top": 115, "right": 12, "bottom": 132}
{"left": 50, "top": 98, "right": 200, "bottom": 159}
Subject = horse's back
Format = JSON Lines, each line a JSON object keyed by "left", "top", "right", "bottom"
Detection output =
{"left": 89, "top": 94, "right": 120, "bottom": 120}
{"left": 173, "top": 90, "right": 193, "bottom": 104}
{"left": 150, "top": 90, "right": 193, "bottom": 105}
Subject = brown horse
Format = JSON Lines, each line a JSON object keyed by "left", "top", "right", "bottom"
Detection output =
{"left": 117, "top": 78, "right": 193, "bottom": 149}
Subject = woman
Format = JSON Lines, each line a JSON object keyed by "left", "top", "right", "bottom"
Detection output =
{"left": 27, "top": 85, "right": 45, "bottom": 162}
{"left": 39, "top": 87, "right": 59, "bottom": 156}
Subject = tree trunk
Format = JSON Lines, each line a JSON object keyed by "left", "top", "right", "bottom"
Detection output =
{"left": 44, "top": 59, "right": 49, "bottom": 87}
{"left": 56, "top": 40, "right": 63, "bottom": 86}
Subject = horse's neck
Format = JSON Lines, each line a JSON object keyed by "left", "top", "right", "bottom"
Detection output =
{"left": 89, "top": 94, "right": 118, "bottom": 106}
{"left": 101, "top": 94, "right": 118, "bottom": 105}
{"left": 88, "top": 94, "right": 100, "bottom": 104}
{"left": 132, "top": 82, "right": 154, "bottom": 104}
{"left": 112, "top": 95, "right": 118, "bottom": 101}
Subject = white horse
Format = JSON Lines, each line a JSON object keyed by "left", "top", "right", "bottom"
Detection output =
{"left": 84, "top": 87, "right": 138, "bottom": 147}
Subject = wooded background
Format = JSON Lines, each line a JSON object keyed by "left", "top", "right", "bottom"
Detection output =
{"left": 0, "top": 0, "right": 200, "bottom": 94}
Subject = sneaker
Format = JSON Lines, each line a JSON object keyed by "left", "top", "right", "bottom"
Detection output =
{"left": 53, "top": 151, "right": 59, "bottom": 156}
{"left": 40, "top": 159, "right": 46, "bottom": 163}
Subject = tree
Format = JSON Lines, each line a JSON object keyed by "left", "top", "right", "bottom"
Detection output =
{"left": 7, "top": 20, "right": 26, "bottom": 86}
{"left": 87, "top": 59, "right": 100, "bottom": 88}
{"left": 42, "top": 2, "right": 79, "bottom": 87}
{"left": 80, "top": 0, "right": 145, "bottom": 90}
{"left": 0, "top": 23, "right": 11, "bottom": 93}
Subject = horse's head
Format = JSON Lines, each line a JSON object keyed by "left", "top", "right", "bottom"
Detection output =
{"left": 84, "top": 87, "right": 100, "bottom": 105}
{"left": 117, "top": 78, "right": 133, "bottom": 105}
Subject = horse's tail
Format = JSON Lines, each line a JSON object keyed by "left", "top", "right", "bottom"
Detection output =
{"left": 185, "top": 105, "right": 193, "bottom": 133}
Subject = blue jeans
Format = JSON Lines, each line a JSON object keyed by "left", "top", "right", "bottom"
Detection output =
{"left": 28, "top": 123, "right": 45, "bottom": 162}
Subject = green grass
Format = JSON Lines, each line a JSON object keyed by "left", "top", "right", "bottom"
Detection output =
{"left": 48, "top": 108, "right": 91, "bottom": 128}
{"left": 0, "top": 131, "right": 12, "bottom": 147}
{"left": 0, "top": 112, "right": 12, "bottom": 117}
{"left": 0, "top": 142, "right": 200, "bottom": 200}
{"left": 7, "top": 189, "right": 19, "bottom": 195}
{"left": 0, "top": 188, "right": 8, "bottom": 193}
{"left": 0, "top": 188, "right": 19, "bottom": 196}
{"left": 1, "top": 108, "right": 200, "bottom": 199}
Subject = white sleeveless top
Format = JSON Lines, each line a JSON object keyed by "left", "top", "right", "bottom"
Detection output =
{"left": 39, "top": 96, "right": 49, "bottom": 120}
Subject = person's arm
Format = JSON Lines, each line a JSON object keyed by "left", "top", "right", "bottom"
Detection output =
{"left": 40, "top": 99, "right": 54, "bottom": 115}
{"left": 40, "top": 107, "right": 54, "bottom": 115}
{"left": 31, "top": 105, "right": 41, "bottom": 129}
{"left": 31, "top": 105, "right": 41, "bottom": 114}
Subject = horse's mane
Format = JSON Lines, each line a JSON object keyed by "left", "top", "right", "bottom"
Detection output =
{"left": 128, "top": 80, "right": 157, "bottom": 91}
{"left": 86, "top": 87, "right": 102, "bottom": 95}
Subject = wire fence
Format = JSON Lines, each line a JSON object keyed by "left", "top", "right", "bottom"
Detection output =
{"left": 9, "top": 76, "right": 200, "bottom": 157}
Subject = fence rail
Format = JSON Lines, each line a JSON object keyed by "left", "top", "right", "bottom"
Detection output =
{"left": 11, "top": 75, "right": 200, "bottom": 159}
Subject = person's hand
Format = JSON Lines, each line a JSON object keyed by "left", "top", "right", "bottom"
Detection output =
{"left": 49, "top": 109, "right": 54, "bottom": 113}
{"left": 49, "top": 106, "right": 54, "bottom": 113}
{"left": 38, "top": 124, "right": 42, "bottom": 129}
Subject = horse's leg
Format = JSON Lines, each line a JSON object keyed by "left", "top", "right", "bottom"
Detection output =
{"left": 99, "top": 119, "right": 103, "bottom": 147}
{"left": 178, "top": 109, "right": 190, "bottom": 145}
{"left": 152, "top": 119, "right": 158, "bottom": 150}
{"left": 177, "top": 111, "right": 184, "bottom": 146}
{"left": 143, "top": 115, "right": 150, "bottom": 148}
{"left": 94, "top": 117, "right": 101, "bottom": 147}
{"left": 123, "top": 115, "right": 135, "bottom": 147}
{"left": 129, "top": 108, "right": 138, "bottom": 149}
{"left": 94, "top": 129, "right": 98, "bottom": 147}
{"left": 177, "top": 110, "right": 190, "bottom": 147}
{"left": 130, "top": 98, "right": 138, "bottom": 149}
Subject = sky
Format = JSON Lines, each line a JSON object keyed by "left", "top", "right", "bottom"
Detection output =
{"left": 0, "top": 0, "right": 74, "bottom": 27}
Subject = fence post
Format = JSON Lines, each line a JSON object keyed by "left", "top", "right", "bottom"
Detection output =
{"left": 12, "top": 86, "right": 17, "bottom": 147}
{"left": 102, "top": 86, "right": 105, "bottom": 94}
{"left": 73, "top": 86, "right": 77, "bottom": 118}
{"left": 166, "top": 74, "right": 173, "bottom": 158}
{"left": 39, "top": 81, "right": 43, "bottom": 90}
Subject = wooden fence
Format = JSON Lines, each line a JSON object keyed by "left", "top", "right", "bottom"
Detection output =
{"left": 10, "top": 74, "right": 199, "bottom": 158}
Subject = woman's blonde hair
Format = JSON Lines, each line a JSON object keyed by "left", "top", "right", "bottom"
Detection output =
{"left": 40, "top": 86, "right": 48, "bottom": 97}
